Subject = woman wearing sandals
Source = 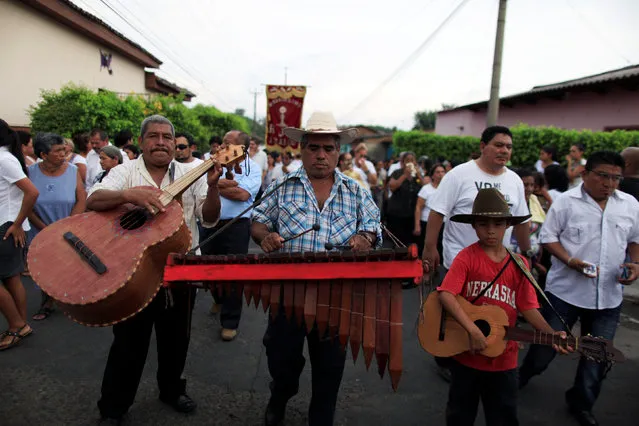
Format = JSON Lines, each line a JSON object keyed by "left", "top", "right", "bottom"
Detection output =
{"left": 28, "top": 133, "right": 86, "bottom": 321}
{"left": 0, "top": 119, "right": 39, "bottom": 350}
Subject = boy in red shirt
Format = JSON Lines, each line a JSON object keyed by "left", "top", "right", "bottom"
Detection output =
{"left": 436, "top": 188, "right": 569, "bottom": 426}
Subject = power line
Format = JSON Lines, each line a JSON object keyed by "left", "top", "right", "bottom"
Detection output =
{"left": 565, "top": 0, "right": 632, "bottom": 65}
{"left": 341, "top": 0, "right": 471, "bottom": 121}
{"left": 95, "top": 0, "right": 232, "bottom": 109}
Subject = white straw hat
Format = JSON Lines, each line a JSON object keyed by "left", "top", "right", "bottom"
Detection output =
{"left": 283, "top": 111, "right": 358, "bottom": 145}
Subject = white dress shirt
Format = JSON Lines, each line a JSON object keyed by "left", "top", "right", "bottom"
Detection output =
{"left": 541, "top": 184, "right": 639, "bottom": 309}
{"left": 88, "top": 156, "right": 215, "bottom": 251}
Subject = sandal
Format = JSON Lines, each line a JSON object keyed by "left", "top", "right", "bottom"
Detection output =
{"left": 17, "top": 324, "right": 33, "bottom": 339}
{"left": 0, "top": 330, "right": 24, "bottom": 351}
{"left": 33, "top": 307, "right": 54, "bottom": 321}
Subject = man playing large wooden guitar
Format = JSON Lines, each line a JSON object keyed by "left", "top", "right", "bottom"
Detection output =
{"left": 87, "top": 115, "right": 222, "bottom": 425}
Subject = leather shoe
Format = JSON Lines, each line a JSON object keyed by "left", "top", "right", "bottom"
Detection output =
{"left": 160, "top": 393, "right": 197, "bottom": 414}
{"left": 570, "top": 408, "right": 598, "bottom": 426}
{"left": 264, "top": 397, "right": 286, "bottom": 426}
{"left": 221, "top": 328, "right": 238, "bottom": 341}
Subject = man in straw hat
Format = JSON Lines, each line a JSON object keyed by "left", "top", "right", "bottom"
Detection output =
{"left": 251, "top": 111, "right": 382, "bottom": 426}
{"left": 436, "top": 188, "right": 570, "bottom": 426}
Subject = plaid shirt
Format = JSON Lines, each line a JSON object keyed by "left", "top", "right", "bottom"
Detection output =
{"left": 252, "top": 167, "right": 382, "bottom": 253}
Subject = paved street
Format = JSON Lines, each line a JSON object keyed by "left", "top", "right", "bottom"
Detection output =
{"left": 1, "top": 272, "right": 639, "bottom": 426}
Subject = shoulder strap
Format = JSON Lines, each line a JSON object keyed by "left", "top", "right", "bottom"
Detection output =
{"left": 470, "top": 255, "right": 512, "bottom": 304}
{"left": 506, "top": 247, "right": 574, "bottom": 337}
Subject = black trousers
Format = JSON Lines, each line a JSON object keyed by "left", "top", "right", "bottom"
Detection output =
{"left": 446, "top": 361, "right": 518, "bottom": 426}
{"left": 263, "top": 305, "right": 346, "bottom": 426}
{"left": 199, "top": 218, "right": 250, "bottom": 329}
{"left": 98, "top": 287, "right": 196, "bottom": 418}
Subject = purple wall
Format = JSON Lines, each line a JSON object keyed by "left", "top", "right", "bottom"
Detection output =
{"left": 436, "top": 88, "right": 639, "bottom": 136}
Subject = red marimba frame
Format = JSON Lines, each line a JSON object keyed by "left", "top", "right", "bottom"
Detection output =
{"left": 163, "top": 245, "right": 423, "bottom": 390}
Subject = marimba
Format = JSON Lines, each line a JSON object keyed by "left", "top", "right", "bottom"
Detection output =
{"left": 163, "top": 245, "right": 423, "bottom": 390}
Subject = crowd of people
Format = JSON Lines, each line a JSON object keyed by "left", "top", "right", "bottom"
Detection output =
{"left": 1, "top": 113, "right": 638, "bottom": 426}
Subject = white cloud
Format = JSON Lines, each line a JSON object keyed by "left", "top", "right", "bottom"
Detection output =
{"left": 76, "top": 0, "right": 639, "bottom": 129}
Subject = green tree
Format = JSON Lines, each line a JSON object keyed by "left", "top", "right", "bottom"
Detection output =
{"left": 412, "top": 110, "right": 437, "bottom": 131}
{"left": 29, "top": 84, "right": 249, "bottom": 152}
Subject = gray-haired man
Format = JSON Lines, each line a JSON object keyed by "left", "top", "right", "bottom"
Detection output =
{"left": 87, "top": 115, "right": 223, "bottom": 424}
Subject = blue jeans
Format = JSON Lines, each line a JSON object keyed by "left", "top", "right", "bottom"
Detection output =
{"left": 519, "top": 292, "right": 621, "bottom": 411}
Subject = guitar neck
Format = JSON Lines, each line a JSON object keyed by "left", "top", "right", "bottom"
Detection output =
{"left": 159, "top": 158, "right": 217, "bottom": 207}
{"left": 505, "top": 327, "right": 576, "bottom": 348}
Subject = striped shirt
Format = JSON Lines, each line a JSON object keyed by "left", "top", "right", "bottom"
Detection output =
{"left": 88, "top": 156, "right": 215, "bottom": 251}
{"left": 252, "top": 167, "right": 382, "bottom": 253}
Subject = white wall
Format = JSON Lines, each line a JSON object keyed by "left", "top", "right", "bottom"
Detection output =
{"left": 0, "top": 1, "right": 148, "bottom": 127}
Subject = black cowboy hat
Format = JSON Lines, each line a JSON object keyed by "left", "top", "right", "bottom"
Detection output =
{"left": 450, "top": 188, "right": 531, "bottom": 225}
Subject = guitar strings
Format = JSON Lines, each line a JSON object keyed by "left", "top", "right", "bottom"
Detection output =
{"left": 117, "top": 149, "right": 242, "bottom": 229}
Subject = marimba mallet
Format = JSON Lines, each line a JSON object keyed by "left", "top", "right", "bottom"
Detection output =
{"left": 281, "top": 224, "right": 321, "bottom": 243}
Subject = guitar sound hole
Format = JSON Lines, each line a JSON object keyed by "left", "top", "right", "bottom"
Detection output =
{"left": 474, "top": 319, "right": 491, "bottom": 337}
{"left": 120, "top": 209, "right": 149, "bottom": 230}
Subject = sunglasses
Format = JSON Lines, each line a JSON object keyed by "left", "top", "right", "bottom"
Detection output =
{"left": 175, "top": 144, "right": 189, "bottom": 150}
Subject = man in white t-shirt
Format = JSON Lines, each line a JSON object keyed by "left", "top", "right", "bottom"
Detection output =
{"left": 423, "top": 126, "right": 532, "bottom": 275}
{"left": 352, "top": 143, "right": 377, "bottom": 192}
{"left": 174, "top": 132, "right": 205, "bottom": 250}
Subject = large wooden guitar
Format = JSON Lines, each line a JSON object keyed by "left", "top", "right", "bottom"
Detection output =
{"left": 418, "top": 292, "right": 625, "bottom": 364}
{"left": 28, "top": 146, "right": 245, "bottom": 326}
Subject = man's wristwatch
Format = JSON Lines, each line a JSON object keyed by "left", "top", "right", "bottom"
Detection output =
{"left": 523, "top": 249, "right": 535, "bottom": 259}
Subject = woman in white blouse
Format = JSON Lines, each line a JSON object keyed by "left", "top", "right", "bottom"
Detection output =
{"left": 0, "top": 119, "right": 39, "bottom": 351}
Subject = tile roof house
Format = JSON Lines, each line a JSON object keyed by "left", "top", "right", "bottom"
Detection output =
{"left": 436, "top": 65, "right": 639, "bottom": 136}
{"left": 0, "top": 0, "right": 195, "bottom": 129}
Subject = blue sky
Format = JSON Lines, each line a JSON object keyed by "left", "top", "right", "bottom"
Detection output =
{"left": 72, "top": 0, "right": 639, "bottom": 129}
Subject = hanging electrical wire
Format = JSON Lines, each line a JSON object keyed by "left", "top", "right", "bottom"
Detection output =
{"left": 565, "top": 0, "right": 633, "bottom": 66}
{"left": 341, "top": 0, "right": 472, "bottom": 121}
{"left": 94, "top": 0, "right": 232, "bottom": 109}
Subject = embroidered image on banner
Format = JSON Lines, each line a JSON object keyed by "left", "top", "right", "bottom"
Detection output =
{"left": 265, "top": 85, "right": 306, "bottom": 154}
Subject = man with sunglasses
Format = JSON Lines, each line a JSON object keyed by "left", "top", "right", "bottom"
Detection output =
{"left": 174, "top": 132, "right": 202, "bottom": 166}
{"left": 519, "top": 151, "right": 639, "bottom": 426}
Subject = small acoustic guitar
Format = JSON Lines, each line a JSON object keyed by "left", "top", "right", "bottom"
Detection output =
{"left": 28, "top": 146, "right": 245, "bottom": 327}
{"left": 418, "top": 292, "right": 625, "bottom": 364}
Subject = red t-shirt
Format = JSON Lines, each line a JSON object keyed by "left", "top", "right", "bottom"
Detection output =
{"left": 437, "top": 243, "right": 539, "bottom": 371}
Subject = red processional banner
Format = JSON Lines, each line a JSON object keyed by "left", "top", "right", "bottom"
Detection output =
{"left": 265, "top": 85, "right": 307, "bottom": 153}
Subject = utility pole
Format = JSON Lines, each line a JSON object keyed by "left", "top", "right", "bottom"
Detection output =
{"left": 486, "top": 0, "right": 508, "bottom": 127}
{"left": 250, "top": 89, "right": 261, "bottom": 136}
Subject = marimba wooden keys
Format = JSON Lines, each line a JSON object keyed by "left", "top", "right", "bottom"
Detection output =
{"left": 328, "top": 280, "right": 342, "bottom": 338}
{"left": 389, "top": 279, "right": 403, "bottom": 391}
{"left": 338, "top": 279, "right": 353, "bottom": 349}
{"left": 283, "top": 282, "right": 295, "bottom": 321}
{"left": 304, "top": 281, "right": 318, "bottom": 334}
{"left": 350, "top": 280, "right": 365, "bottom": 363}
{"left": 270, "top": 283, "right": 281, "bottom": 320}
{"left": 363, "top": 279, "right": 377, "bottom": 370}
{"left": 293, "top": 281, "right": 305, "bottom": 325}
{"left": 260, "top": 281, "right": 271, "bottom": 313}
{"left": 316, "top": 280, "right": 331, "bottom": 337}
{"left": 375, "top": 280, "right": 390, "bottom": 378}
{"left": 163, "top": 246, "right": 422, "bottom": 390}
